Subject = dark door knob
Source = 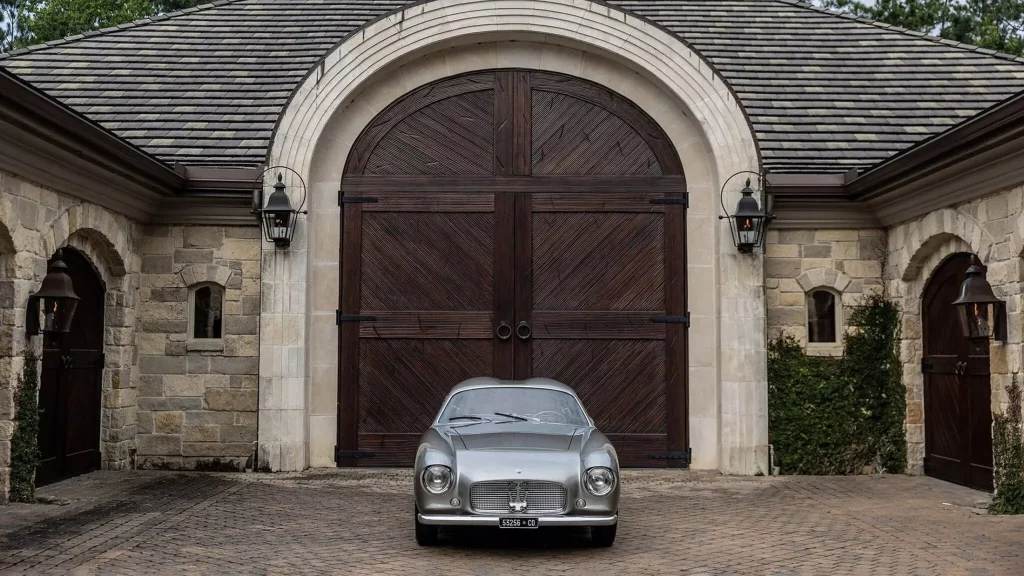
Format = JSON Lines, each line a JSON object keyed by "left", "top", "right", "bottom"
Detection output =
{"left": 495, "top": 321, "right": 512, "bottom": 341}
{"left": 516, "top": 321, "right": 532, "bottom": 340}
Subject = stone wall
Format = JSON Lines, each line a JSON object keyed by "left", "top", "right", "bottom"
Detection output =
{"left": 765, "top": 229, "right": 886, "bottom": 354}
{"left": 887, "top": 184, "right": 1024, "bottom": 473}
{"left": 135, "top": 225, "right": 261, "bottom": 471}
{"left": 0, "top": 168, "right": 141, "bottom": 502}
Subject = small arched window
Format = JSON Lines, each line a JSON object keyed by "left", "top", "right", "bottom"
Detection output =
{"left": 807, "top": 289, "right": 838, "bottom": 343}
{"left": 190, "top": 283, "right": 224, "bottom": 339}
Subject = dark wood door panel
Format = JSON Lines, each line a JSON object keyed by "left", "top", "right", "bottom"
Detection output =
{"left": 339, "top": 70, "right": 687, "bottom": 469}
{"left": 922, "top": 252, "right": 992, "bottom": 491}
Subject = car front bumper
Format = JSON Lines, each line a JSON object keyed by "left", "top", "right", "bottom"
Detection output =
{"left": 417, "top": 513, "right": 617, "bottom": 527}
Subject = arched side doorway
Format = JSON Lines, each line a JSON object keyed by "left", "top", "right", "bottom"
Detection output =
{"left": 337, "top": 70, "right": 688, "bottom": 467}
{"left": 921, "top": 252, "right": 993, "bottom": 491}
{"left": 36, "top": 247, "right": 105, "bottom": 486}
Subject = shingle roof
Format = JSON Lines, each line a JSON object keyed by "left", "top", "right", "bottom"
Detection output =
{"left": 3, "top": 0, "right": 1024, "bottom": 173}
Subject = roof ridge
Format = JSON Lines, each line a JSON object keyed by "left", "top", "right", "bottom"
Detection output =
{"left": 0, "top": 0, "right": 246, "bottom": 59}
{"left": 775, "top": 0, "right": 1024, "bottom": 66}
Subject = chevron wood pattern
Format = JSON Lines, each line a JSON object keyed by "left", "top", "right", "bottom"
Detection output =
{"left": 339, "top": 70, "right": 687, "bottom": 468}
{"left": 922, "top": 253, "right": 992, "bottom": 490}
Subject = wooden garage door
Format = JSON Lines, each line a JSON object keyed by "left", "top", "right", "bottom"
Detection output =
{"left": 338, "top": 71, "right": 687, "bottom": 467}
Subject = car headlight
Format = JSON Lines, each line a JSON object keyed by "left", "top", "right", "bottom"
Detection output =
{"left": 584, "top": 467, "right": 616, "bottom": 496}
{"left": 421, "top": 465, "right": 453, "bottom": 494}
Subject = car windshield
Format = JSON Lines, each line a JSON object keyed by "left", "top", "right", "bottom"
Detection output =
{"left": 438, "top": 387, "right": 589, "bottom": 426}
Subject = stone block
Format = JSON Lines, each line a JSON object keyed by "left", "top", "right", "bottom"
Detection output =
{"left": 137, "top": 397, "right": 204, "bottom": 412}
{"left": 209, "top": 357, "right": 259, "bottom": 375}
{"left": 204, "top": 374, "right": 231, "bottom": 388}
{"left": 164, "top": 375, "right": 205, "bottom": 397}
{"left": 174, "top": 249, "right": 214, "bottom": 264}
{"left": 187, "top": 356, "right": 211, "bottom": 374}
{"left": 843, "top": 259, "right": 882, "bottom": 279}
{"left": 766, "top": 259, "right": 801, "bottom": 278}
{"left": 142, "top": 237, "right": 174, "bottom": 255}
{"left": 765, "top": 244, "right": 798, "bottom": 258}
{"left": 779, "top": 292, "right": 805, "bottom": 307}
{"left": 767, "top": 306, "right": 804, "bottom": 327}
{"left": 185, "top": 411, "right": 235, "bottom": 426}
{"left": 225, "top": 335, "right": 259, "bottom": 356}
{"left": 778, "top": 230, "right": 815, "bottom": 245}
{"left": 151, "top": 287, "right": 187, "bottom": 302}
{"left": 815, "top": 229, "right": 858, "bottom": 242}
{"left": 182, "top": 442, "right": 252, "bottom": 457}
{"left": 225, "top": 226, "right": 261, "bottom": 239}
{"left": 142, "top": 319, "right": 188, "bottom": 334}
{"left": 222, "top": 238, "right": 260, "bottom": 261}
{"left": 242, "top": 296, "right": 261, "bottom": 315}
{"left": 165, "top": 341, "right": 187, "bottom": 356}
{"left": 183, "top": 425, "right": 220, "bottom": 442}
{"left": 155, "top": 412, "right": 184, "bottom": 434}
{"left": 140, "top": 355, "right": 187, "bottom": 375}
{"left": 225, "top": 316, "right": 259, "bottom": 335}
{"left": 220, "top": 425, "right": 257, "bottom": 443}
{"left": 138, "top": 411, "right": 155, "bottom": 434}
{"left": 832, "top": 241, "right": 859, "bottom": 260}
{"left": 231, "top": 375, "right": 258, "bottom": 389}
{"left": 139, "top": 375, "right": 164, "bottom": 397}
{"left": 801, "top": 244, "right": 832, "bottom": 258}
{"left": 205, "top": 389, "right": 257, "bottom": 411}
{"left": 142, "top": 255, "right": 173, "bottom": 274}
{"left": 235, "top": 412, "right": 257, "bottom": 426}
{"left": 138, "top": 434, "right": 182, "bottom": 456}
{"left": 184, "top": 227, "right": 225, "bottom": 249}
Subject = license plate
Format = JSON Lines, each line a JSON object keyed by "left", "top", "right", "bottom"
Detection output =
{"left": 499, "top": 517, "right": 539, "bottom": 529}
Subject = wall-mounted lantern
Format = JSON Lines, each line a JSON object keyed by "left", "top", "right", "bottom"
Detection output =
{"left": 252, "top": 167, "right": 307, "bottom": 248}
{"left": 951, "top": 255, "right": 1007, "bottom": 341}
{"left": 720, "top": 171, "right": 774, "bottom": 254}
{"left": 26, "top": 249, "right": 79, "bottom": 335}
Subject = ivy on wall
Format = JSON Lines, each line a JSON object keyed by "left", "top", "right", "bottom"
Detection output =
{"left": 9, "top": 353, "right": 40, "bottom": 503}
{"left": 990, "top": 374, "right": 1024, "bottom": 515}
{"left": 768, "top": 296, "right": 906, "bottom": 475}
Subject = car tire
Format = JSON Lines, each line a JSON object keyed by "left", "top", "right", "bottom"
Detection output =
{"left": 415, "top": 509, "right": 439, "bottom": 546}
{"left": 591, "top": 523, "right": 617, "bottom": 547}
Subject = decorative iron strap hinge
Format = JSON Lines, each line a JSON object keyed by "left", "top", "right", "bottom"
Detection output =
{"left": 650, "top": 312, "right": 690, "bottom": 328}
{"left": 339, "top": 192, "right": 378, "bottom": 206}
{"left": 921, "top": 360, "right": 933, "bottom": 373}
{"left": 335, "top": 447, "right": 376, "bottom": 461}
{"left": 650, "top": 447, "right": 692, "bottom": 467}
{"left": 650, "top": 194, "right": 688, "bottom": 208}
{"left": 336, "top": 311, "right": 377, "bottom": 325}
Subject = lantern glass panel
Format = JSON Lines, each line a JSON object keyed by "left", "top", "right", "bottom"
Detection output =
{"left": 43, "top": 296, "right": 78, "bottom": 333}
{"left": 957, "top": 301, "right": 993, "bottom": 340}
{"left": 263, "top": 210, "right": 292, "bottom": 241}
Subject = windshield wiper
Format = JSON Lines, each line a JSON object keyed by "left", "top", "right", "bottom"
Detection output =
{"left": 447, "top": 415, "right": 491, "bottom": 422}
{"left": 494, "top": 412, "right": 528, "bottom": 421}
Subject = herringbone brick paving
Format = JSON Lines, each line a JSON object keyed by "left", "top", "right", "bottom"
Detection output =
{"left": 1, "top": 470, "right": 1022, "bottom": 574}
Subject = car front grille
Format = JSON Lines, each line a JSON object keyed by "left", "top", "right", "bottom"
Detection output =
{"left": 470, "top": 481, "right": 567, "bottom": 514}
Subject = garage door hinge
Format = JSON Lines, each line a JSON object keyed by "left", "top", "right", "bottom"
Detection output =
{"left": 336, "top": 311, "right": 377, "bottom": 324}
{"left": 650, "top": 194, "right": 688, "bottom": 208}
{"left": 335, "top": 447, "right": 376, "bottom": 461}
{"left": 650, "top": 447, "right": 691, "bottom": 466}
{"left": 650, "top": 312, "right": 690, "bottom": 327}
{"left": 339, "top": 194, "right": 378, "bottom": 205}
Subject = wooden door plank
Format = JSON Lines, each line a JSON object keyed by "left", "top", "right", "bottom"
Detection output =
{"left": 664, "top": 199, "right": 688, "bottom": 464}
{"left": 338, "top": 203, "right": 362, "bottom": 467}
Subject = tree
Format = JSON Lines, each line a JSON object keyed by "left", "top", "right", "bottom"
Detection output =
{"left": 1, "top": 0, "right": 204, "bottom": 52}
{"left": 815, "top": 0, "right": 1024, "bottom": 55}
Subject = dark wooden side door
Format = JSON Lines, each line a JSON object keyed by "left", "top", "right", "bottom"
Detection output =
{"left": 922, "top": 252, "right": 993, "bottom": 491}
{"left": 338, "top": 70, "right": 687, "bottom": 467}
{"left": 37, "top": 247, "right": 104, "bottom": 486}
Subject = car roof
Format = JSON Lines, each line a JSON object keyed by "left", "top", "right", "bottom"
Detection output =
{"left": 446, "top": 377, "right": 579, "bottom": 396}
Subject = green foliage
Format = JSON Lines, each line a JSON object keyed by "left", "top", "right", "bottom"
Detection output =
{"left": 816, "top": 0, "right": 1024, "bottom": 56}
{"left": 768, "top": 295, "right": 907, "bottom": 475}
{"left": 990, "top": 374, "right": 1024, "bottom": 514}
{"left": 1, "top": 0, "right": 204, "bottom": 52}
{"left": 9, "top": 353, "right": 40, "bottom": 503}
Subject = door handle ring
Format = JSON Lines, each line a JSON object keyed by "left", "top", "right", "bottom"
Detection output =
{"left": 516, "top": 321, "right": 532, "bottom": 340}
{"left": 496, "top": 321, "right": 512, "bottom": 341}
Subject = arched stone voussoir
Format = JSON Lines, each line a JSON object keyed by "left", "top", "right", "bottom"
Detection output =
{"left": 44, "top": 204, "right": 130, "bottom": 276}
{"left": 900, "top": 208, "right": 990, "bottom": 282}
{"left": 180, "top": 263, "right": 234, "bottom": 288}
{"left": 796, "top": 268, "right": 852, "bottom": 294}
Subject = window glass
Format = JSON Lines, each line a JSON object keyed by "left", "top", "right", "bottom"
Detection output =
{"left": 807, "top": 290, "right": 837, "bottom": 343}
{"left": 193, "top": 285, "right": 224, "bottom": 339}
{"left": 438, "top": 387, "right": 589, "bottom": 426}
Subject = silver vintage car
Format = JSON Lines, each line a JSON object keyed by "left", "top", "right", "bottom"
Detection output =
{"left": 413, "top": 377, "right": 619, "bottom": 546}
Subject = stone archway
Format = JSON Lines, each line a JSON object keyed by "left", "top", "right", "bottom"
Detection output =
{"left": 262, "top": 0, "right": 766, "bottom": 474}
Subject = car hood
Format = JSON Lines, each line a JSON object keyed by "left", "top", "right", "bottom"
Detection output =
{"left": 451, "top": 422, "right": 578, "bottom": 451}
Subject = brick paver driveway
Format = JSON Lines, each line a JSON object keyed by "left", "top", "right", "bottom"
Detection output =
{"left": 1, "top": 470, "right": 1023, "bottom": 575}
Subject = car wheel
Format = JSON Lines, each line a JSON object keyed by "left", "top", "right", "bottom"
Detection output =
{"left": 591, "top": 523, "right": 617, "bottom": 547}
{"left": 415, "top": 508, "right": 439, "bottom": 546}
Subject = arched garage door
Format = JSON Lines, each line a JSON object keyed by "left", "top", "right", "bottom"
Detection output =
{"left": 337, "top": 70, "right": 688, "bottom": 467}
